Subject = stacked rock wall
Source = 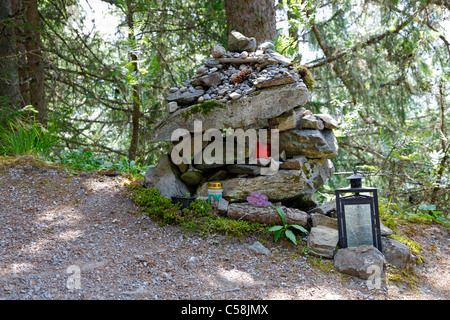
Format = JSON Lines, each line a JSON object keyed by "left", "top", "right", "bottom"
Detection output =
{"left": 146, "top": 31, "right": 339, "bottom": 210}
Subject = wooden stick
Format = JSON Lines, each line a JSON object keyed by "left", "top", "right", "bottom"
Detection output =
{"left": 217, "top": 57, "right": 278, "bottom": 65}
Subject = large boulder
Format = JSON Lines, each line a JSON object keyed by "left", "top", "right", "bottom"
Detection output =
{"left": 279, "top": 129, "right": 339, "bottom": 158}
{"left": 152, "top": 82, "right": 310, "bottom": 142}
{"left": 143, "top": 155, "right": 189, "bottom": 198}
{"left": 148, "top": 40, "right": 340, "bottom": 217}
{"left": 333, "top": 245, "right": 386, "bottom": 280}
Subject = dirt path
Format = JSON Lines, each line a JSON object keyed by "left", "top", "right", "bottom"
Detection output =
{"left": 0, "top": 157, "right": 448, "bottom": 300}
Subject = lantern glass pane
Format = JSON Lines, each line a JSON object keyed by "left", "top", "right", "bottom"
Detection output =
{"left": 343, "top": 203, "right": 373, "bottom": 247}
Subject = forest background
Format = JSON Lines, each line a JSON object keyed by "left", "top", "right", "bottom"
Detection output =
{"left": 0, "top": 0, "right": 448, "bottom": 223}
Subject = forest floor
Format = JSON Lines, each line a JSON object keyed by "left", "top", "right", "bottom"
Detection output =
{"left": 0, "top": 155, "right": 448, "bottom": 301}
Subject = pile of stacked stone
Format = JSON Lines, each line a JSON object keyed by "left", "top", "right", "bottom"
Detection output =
{"left": 164, "top": 30, "right": 300, "bottom": 113}
{"left": 146, "top": 30, "right": 339, "bottom": 221}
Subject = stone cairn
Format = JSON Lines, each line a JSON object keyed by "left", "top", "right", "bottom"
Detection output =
{"left": 145, "top": 31, "right": 416, "bottom": 279}
{"left": 146, "top": 30, "right": 339, "bottom": 227}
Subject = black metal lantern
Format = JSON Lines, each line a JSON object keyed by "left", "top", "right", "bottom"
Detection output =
{"left": 335, "top": 170, "right": 382, "bottom": 252}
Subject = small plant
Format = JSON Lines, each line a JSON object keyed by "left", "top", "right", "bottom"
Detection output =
{"left": 57, "top": 148, "right": 105, "bottom": 171}
{"left": 413, "top": 204, "right": 450, "bottom": 227}
{"left": 267, "top": 206, "right": 308, "bottom": 245}
{"left": 113, "top": 155, "right": 148, "bottom": 176}
{"left": 246, "top": 192, "right": 308, "bottom": 245}
{"left": 380, "top": 196, "right": 450, "bottom": 228}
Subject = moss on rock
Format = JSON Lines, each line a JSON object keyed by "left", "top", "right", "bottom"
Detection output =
{"left": 180, "top": 100, "right": 224, "bottom": 121}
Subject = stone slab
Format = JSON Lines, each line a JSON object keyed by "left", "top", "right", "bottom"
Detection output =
{"left": 279, "top": 129, "right": 338, "bottom": 158}
{"left": 152, "top": 82, "right": 310, "bottom": 142}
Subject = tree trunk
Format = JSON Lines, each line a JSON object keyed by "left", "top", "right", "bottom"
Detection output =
{"left": 225, "top": 0, "right": 277, "bottom": 44}
{"left": 126, "top": 0, "right": 141, "bottom": 161}
{"left": 0, "top": 0, "right": 21, "bottom": 109}
{"left": 430, "top": 81, "right": 448, "bottom": 207}
{"left": 22, "top": 0, "right": 47, "bottom": 124}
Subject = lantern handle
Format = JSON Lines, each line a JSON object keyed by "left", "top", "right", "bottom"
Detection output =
{"left": 347, "top": 169, "right": 364, "bottom": 180}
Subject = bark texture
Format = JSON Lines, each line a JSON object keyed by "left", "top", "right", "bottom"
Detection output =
{"left": 126, "top": 0, "right": 141, "bottom": 161}
{"left": 23, "top": 0, "right": 47, "bottom": 123}
{"left": 0, "top": 0, "right": 21, "bottom": 108}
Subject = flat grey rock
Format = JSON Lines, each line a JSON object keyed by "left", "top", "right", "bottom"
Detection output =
{"left": 153, "top": 82, "right": 310, "bottom": 142}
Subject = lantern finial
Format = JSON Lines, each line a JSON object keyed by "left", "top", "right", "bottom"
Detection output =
{"left": 347, "top": 169, "right": 363, "bottom": 189}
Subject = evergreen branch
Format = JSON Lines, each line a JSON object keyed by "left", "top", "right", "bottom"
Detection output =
{"left": 305, "top": 1, "right": 431, "bottom": 69}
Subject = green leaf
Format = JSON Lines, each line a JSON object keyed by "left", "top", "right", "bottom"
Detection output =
{"left": 435, "top": 215, "right": 450, "bottom": 227}
{"left": 268, "top": 225, "right": 283, "bottom": 232}
{"left": 274, "top": 229, "right": 283, "bottom": 242}
{"left": 285, "top": 229, "right": 297, "bottom": 245}
{"left": 419, "top": 204, "right": 436, "bottom": 211}
{"left": 275, "top": 207, "right": 287, "bottom": 225}
{"left": 290, "top": 224, "right": 308, "bottom": 234}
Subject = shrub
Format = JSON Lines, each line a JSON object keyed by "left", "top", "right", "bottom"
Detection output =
{"left": 56, "top": 149, "right": 149, "bottom": 176}
{"left": 0, "top": 116, "right": 59, "bottom": 157}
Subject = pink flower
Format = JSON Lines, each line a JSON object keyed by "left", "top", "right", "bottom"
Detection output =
{"left": 247, "top": 192, "right": 271, "bottom": 207}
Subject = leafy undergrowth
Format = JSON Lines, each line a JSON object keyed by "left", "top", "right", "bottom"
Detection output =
{"left": 55, "top": 149, "right": 151, "bottom": 177}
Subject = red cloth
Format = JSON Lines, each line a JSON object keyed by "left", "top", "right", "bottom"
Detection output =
{"left": 256, "top": 142, "right": 270, "bottom": 158}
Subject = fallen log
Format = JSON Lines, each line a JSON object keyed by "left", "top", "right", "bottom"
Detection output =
{"left": 227, "top": 203, "right": 308, "bottom": 226}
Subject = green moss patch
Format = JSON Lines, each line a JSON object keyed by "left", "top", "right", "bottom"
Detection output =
{"left": 180, "top": 101, "right": 224, "bottom": 121}
{"left": 294, "top": 65, "right": 316, "bottom": 91}
{"left": 128, "top": 184, "right": 267, "bottom": 239}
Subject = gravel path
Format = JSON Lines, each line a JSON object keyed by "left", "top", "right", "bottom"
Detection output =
{"left": 1, "top": 157, "right": 448, "bottom": 300}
